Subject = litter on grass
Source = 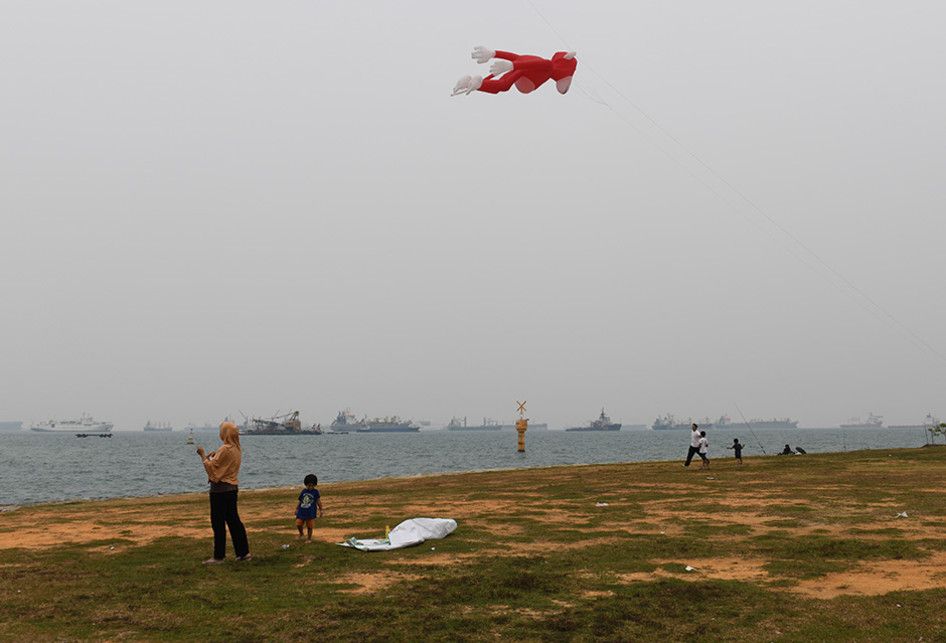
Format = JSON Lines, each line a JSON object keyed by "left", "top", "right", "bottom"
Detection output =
{"left": 896, "top": 511, "right": 909, "bottom": 518}
{"left": 340, "top": 518, "right": 458, "bottom": 552}
{"left": 595, "top": 502, "right": 609, "bottom": 507}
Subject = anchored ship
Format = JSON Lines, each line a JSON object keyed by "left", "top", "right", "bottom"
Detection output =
{"left": 143, "top": 421, "right": 174, "bottom": 432}
{"left": 446, "top": 417, "right": 503, "bottom": 431}
{"left": 566, "top": 408, "right": 621, "bottom": 432}
{"left": 357, "top": 416, "right": 420, "bottom": 433}
{"left": 30, "top": 414, "right": 113, "bottom": 434}
{"left": 185, "top": 423, "right": 220, "bottom": 432}
{"left": 839, "top": 413, "right": 884, "bottom": 429}
{"left": 330, "top": 409, "right": 361, "bottom": 433}
{"left": 738, "top": 417, "right": 799, "bottom": 429}
{"left": 652, "top": 414, "right": 720, "bottom": 431}
{"left": 887, "top": 413, "right": 939, "bottom": 430}
{"left": 331, "top": 409, "right": 420, "bottom": 433}
{"left": 498, "top": 422, "right": 548, "bottom": 431}
{"left": 244, "top": 411, "right": 322, "bottom": 435}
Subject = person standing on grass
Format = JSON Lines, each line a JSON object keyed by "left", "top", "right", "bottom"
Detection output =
{"left": 727, "top": 438, "right": 744, "bottom": 464}
{"left": 698, "top": 430, "right": 710, "bottom": 469}
{"left": 684, "top": 423, "right": 701, "bottom": 467}
{"left": 295, "top": 474, "right": 323, "bottom": 542}
{"left": 196, "top": 421, "right": 251, "bottom": 564}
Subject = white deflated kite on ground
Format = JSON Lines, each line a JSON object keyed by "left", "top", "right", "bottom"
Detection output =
{"left": 340, "top": 518, "right": 458, "bottom": 552}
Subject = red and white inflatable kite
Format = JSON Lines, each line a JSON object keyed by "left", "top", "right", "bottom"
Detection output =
{"left": 452, "top": 46, "right": 577, "bottom": 96}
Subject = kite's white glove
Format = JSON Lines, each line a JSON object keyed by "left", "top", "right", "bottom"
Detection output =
{"left": 472, "top": 46, "right": 495, "bottom": 64}
{"left": 489, "top": 59, "right": 513, "bottom": 76}
{"left": 451, "top": 75, "right": 483, "bottom": 96}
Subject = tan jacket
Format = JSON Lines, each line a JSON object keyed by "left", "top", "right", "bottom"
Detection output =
{"left": 202, "top": 423, "right": 241, "bottom": 485}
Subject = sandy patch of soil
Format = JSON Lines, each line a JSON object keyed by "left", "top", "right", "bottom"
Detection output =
{"left": 792, "top": 553, "right": 946, "bottom": 598}
{"left": 616, "top": 558, "right": 770, "bottom": 584}
{"left": 463, "top": 520, "right": 528, "bottom": 537}
{"left": 395, "top": 499, "right": 545, "bottom": 518}
{"left": 386, "top": 552, "right": 481, "bottom": 567}
{"left": 0, "top": 521, "right": 208, "bottom": 550}
{"left": 335, "top": 571, "right": 422, "bottom": 594}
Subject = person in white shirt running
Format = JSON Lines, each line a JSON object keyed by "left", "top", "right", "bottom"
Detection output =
{"left": 684, "top": 424, "right": 702, "bottom": 467}
{"left": 698, "top": 431, "right": 710, "bottom": 469}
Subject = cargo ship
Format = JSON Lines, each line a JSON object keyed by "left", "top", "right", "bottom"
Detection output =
{"left": 244, "top": 411, "right": 322, "bottom": 435}
{"left": 184, "top": 423, "right": 221, "bottom": 432}
{"left": 839, "top": 413, "right": 884, "bottom": 429}
{"left": 887, "top": 414, "right": 939, "bottom": 430}
{"left": 738, "top": 418, "right": 799, "bottom": 429}
{"left": 30, "top": 414, "right": 113, "bottom": 435}
{"left": 143, "top": 421, "right": 174, "bottom": 432}
{"left": 357, "top": 416, "right": 420, "bottom": 433}
{"left": 652, "top": 414, "right": 720, "bottom": 430}
{"left": 498, "top": 422, "right": 548, "bottom": 431}
{"left": 331, "top": 409, "right": 420, "bottom": 433}
{"left": 566, "top": 408, "right": 621, "bottom": 432}
{"left": 446, "top": 417, "right": 502, "bottom": 431}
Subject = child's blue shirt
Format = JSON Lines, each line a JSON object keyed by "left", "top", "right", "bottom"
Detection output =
{"left": 297, "top": 488, "right": 320, "bottom": 520}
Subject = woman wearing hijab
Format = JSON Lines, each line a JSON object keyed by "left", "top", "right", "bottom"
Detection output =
{"left": 196, "top": 421, "right": 251, "bottom": 563}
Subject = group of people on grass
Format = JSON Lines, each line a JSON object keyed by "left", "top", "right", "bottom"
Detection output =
{"left": 194, "top": 421, "right": 324, "bottom": 564}
{"left": 196, "top": 419, "right": 805, "bottom": 561}
{"left": 683, "top": 423, "right": 808, "bottom": 467}
{"left": 683, "top": 423, "right": 745, "bottom": 469}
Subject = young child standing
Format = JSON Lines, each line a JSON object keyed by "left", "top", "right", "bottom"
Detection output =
{"left": 727, "top": 438, "right": 744, "bottom": 464}
{"left": 295, "top": 474, "right": 323, "bottom": 542}
{"left": 698, "top": 431, "right": 710, "bottom": 469}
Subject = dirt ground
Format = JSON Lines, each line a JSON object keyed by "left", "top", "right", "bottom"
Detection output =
{"left": 2, "top": 459, "right": 944, "bottom": 600}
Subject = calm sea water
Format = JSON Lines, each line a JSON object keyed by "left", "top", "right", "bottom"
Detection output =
{"left": 0, "top": 427, "right": 929, "bottom": 506}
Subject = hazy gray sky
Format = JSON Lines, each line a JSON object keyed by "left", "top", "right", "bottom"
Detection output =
{"left": 2, "top": 1, "right": 944, "bottom": 429}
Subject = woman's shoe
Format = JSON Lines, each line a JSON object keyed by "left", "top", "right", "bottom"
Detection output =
{"left": 236, "top": 554, "right": 253, "bottom": 562}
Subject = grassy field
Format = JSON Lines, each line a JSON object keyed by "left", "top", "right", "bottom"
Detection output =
{"left": 2, "top": 447, "right": 946, "bottom": 641}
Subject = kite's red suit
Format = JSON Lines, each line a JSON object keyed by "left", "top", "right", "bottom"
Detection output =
{"left": 478, "top": 50, "right": 578, "bottom": 94}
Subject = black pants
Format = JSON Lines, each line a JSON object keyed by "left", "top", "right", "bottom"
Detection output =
{"left": 209, "top": 490, "right": 250, "bottom": 560}
{"left": 684, "top": 446, "right": 699, "bottom": 466}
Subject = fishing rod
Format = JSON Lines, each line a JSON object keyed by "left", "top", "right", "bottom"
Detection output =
{"left": 734, "top": 403, "right": 767, "bottom": 455}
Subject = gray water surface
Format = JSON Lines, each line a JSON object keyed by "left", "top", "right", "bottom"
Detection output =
{"left": 0, "top": 428, "right": 928, "bottom": 505}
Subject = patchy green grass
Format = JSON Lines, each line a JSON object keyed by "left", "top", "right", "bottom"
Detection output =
{"left": 2, "top": 448, "right": 946, "bottom": 640}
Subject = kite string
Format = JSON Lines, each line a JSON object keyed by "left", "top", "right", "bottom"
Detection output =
{"left": 574, "top": 80, "right": 918, "bottom": 349}
{"left": 548, "top": 51, "right": 916, "bottom": 343}
{"left": 734, "top": 403, "right": 767, "bottom": 455}
{"left": 521, "top": 0, "right": 946, "bottom": 365}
